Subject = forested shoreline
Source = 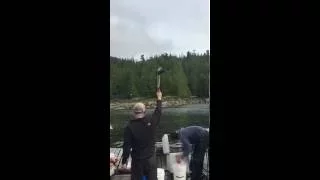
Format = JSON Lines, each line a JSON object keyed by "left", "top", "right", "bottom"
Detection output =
{"left": 110, "top": 51, "right": 210, "bottom": 102}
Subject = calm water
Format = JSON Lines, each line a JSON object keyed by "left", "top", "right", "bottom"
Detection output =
{"left": 110, "top": 104, "right": 210, "bottom": 147}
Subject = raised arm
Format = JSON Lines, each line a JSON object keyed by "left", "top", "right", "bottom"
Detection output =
{"left": 151, "top": 89, "right": 162, "bottom": 126}
{"left": 121, "top": 126, "right": 132, "bottom": 166}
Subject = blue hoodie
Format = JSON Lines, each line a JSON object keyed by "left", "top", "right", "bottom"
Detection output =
{"left": 178, "top": 126, "right": 209, "bottom": 157}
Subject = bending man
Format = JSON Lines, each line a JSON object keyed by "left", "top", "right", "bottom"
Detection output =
{"left": 174, "top": 126, "right": 209, "bottom": 180}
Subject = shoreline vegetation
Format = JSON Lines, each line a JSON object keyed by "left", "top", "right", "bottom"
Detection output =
{"left": 110, "top": 52, "right": 209, "bottom": 102}
{"left": 110, "top": 96, "right": 209, "bottom": 110}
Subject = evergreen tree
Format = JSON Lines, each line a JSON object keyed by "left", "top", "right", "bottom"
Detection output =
{"left": 109, "top": 51, "right": 209, "bottom": 99}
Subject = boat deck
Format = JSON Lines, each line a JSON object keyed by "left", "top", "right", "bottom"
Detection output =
{"left": 110, "top": 142, "right": 209, "bottom": 180}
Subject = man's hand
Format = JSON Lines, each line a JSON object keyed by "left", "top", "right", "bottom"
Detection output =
{"left": 175, "top": 154, "right": 183, "bottom": 164}
{"left": 156, "top": 89, "right": 162, "bottom": 100}
{"left": 121, "top": 163, "right": 128, "bottom": 169}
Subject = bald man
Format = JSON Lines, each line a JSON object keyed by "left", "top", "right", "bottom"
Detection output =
{"left": 121, "top": 90, "right": 162, "bottom": 180}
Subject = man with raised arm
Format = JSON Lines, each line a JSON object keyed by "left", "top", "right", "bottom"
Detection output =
{"left": 121, "top": 89, "right": 162, "bottom": 180}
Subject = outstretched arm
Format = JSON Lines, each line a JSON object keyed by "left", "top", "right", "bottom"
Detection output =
{"left": 181, "top": 135, "right": 192, "bottom": 158}
{"left": 151, "top": 89, "right": 162, "bottom": 126}
{"left": 175, "top": 133, "right": 192, "bottom": 163}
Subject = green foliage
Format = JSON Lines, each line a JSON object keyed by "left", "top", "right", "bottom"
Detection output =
{"left": 110, "top": 51, "right": 209, "bottom": 99}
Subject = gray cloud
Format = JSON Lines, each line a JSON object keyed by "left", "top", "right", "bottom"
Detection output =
{"left": 110, "top": 0, "right": 209, "bottom": 59}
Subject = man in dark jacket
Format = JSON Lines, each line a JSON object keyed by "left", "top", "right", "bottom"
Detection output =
{"left": 174, "top": 126, "right": 209, "bottom": 180}
{"left": 121, "top": 89, "right": 162, "bottom": 180}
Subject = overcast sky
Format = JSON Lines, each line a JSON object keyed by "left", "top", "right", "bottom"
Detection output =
{"left": 110, "top": 0, "right": 210, "bottom": 60}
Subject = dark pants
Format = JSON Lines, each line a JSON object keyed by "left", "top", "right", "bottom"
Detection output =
{"left": 131, "top": 154, "right": 157, "bottom": 180}
{"left": 190, "top": 132, "right": 209, "bottom": 180}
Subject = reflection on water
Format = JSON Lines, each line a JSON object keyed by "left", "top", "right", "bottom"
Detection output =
{"left": 110, "top": 104, "right": 209, "bottom": 147}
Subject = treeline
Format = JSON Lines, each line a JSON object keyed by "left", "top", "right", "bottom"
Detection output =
{"left": 110, "top": 51, "right": 209, "bottom": 99}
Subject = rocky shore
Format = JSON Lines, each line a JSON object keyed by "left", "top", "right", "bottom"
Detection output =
{"left": 110, "top": 97, "right": 209, "bottom": 110}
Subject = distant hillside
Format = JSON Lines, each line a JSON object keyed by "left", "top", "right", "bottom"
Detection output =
{"left": 110, "top": 51, "right": 209, "bottom": 99}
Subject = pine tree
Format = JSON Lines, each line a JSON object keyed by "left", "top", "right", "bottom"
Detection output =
{"left": 140, "top": 54, "right": 145, "bottom": 62}
{"left": 110, "top": 51, "right": 209, "bottom": 99}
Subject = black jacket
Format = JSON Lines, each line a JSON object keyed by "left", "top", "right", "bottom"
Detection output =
{"left": 122, "top": 100, "right": 162, "bottom": 164}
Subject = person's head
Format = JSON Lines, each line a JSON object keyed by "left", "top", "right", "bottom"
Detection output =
{"left": 169, "top": 129, "right": 180, "bottom": 140}
{"left": 132, "top": 102, "right": 146, "bottom": 119}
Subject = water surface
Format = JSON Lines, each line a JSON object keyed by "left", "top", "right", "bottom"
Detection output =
{"left": 110, "top": 104, "right": 209, "bottom": 147}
